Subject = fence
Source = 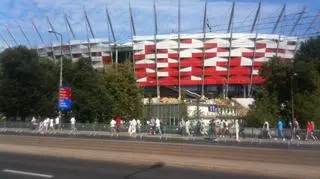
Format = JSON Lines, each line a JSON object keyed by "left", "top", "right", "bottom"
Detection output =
{"left": 1, "top": 120, "right": 319, "bottom": 141}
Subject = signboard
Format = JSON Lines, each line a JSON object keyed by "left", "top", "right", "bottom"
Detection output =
{"left": 208, "top": 105, "right": 217, "bottom": 112}
{"left": 58, "top": 87, "right": 72, "bottom": 111}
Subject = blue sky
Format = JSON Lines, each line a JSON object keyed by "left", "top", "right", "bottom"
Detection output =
{"left": 0, "top": 0, "right": 319, "bottom": 48}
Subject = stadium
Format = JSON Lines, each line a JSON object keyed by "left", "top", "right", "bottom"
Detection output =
{"left": 31, "top": 1, "right": 318, "bottom": 102}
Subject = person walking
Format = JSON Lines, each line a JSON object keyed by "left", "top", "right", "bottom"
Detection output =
{"left": 137, "top": 119, "right": 141, "bottom": 134}
{"left": 31, "top": 116, "right": 37, "bottom": 130}
{"left": 131, "top": 119, "right": 137, "bottom": 137}
{"left": 115, "top": 116, "right": 121, "bottom": 133}
{"left": 235, "top": 119, "right": 240, "bottom": 142}
{"left": 185, "top": 119, "right": 191, "bottom": 138}
{"left": 239, "top": 119, "right": 245, "bottom": 138}
{"left": 293, "top": 118, "right": 301, "bottom": 140}
{"left": 276, "top": 119, "right": 285, "bottom": 141}
{"left": 306, "top": 121, "right": 316, "bottom": 141}
{"left": 177, "top": 119, "right": 183, "bottom": 135}
{"left": 70, "top": 116, "right": 77, "bottom": 134}
{"left": 156, "top": 118, "right": 161, "bottom": 135}
{"left": 128, "top": 120, "right": 133, "bottom": 136}
{"left": 110, "top": 118, "right": 117, "bottom": 137}
{"left": 55, "top": 116, "right": 60, "bottom": 131}
{"left": 49, "top": 118, "right": 55, "bottom": 133}
{"left": 44, "top": 118, "right": 49, "bottom": 132}
{"left": 263, "top": 121, "right": 272, "bottom": 139}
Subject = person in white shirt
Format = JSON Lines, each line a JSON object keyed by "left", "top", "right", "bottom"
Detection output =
{"left": 185, "top": 119, "right": 191, "bottom": 137}
{"left": 128, "top": 120, "right": 132, "bottom": 136}
{"left": 235, "top": 119, "right": 240, "bottom": 142}
{"left": 263, "top": 121, "right": 272, "bottom": 139}
{"left": 156, "top": 118, "right": 161, "bottom": 135}
{"left": 137, "top": 119, "right": 141, "bottom": 134}
{"left": 110, "top": 118, "right": 116, "bottom": 136}
{"left": 70, "top": 117, "right": 77, "bottom": 133}
{"left": 49, "top": 118, "right": 55, "bottom": 132}
{"left": 55, "top": 116, "right": 60, "bottom": 131}
{"left": 44, "top": 118, "right": 49, "bottom": 132}
{"left": 38, "top": 120, "right": 44, "bottom": 134}
{"left": 31, "top": 116, "right": 37, "bottom": 130}
{"left": 131, "top": 119, "right": 137, "bottom": 136}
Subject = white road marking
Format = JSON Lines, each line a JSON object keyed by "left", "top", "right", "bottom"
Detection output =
{"left": 2, "top": 169, "right": 53, "bottom": 178}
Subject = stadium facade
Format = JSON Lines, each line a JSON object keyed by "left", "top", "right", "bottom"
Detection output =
{"left": 32, "top": 1, "right": 317, "bottom": 99}
{"left": 133, "top": 33, "right": 297, "bottom": 97}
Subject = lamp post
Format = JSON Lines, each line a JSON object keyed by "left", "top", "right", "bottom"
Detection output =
{"left": 291, "top": 73, "right": 297, "bottom": 122}
{"left": 48, "top": 29, "right": 63, "bottom": 120}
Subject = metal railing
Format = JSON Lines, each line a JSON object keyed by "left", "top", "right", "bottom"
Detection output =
{"left": 0, "top": 121, "right": 319, "bottom": 147}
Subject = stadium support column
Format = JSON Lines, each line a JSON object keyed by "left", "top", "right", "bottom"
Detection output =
{"left": 17, "top": 22, "right": 31, "bottom": 47}
{"left": 201, "top": 0, "right": 208, "bottom": 99}
{"left": 272, "top": 4, "right": 286, "bottom": 34}
{"left": 63, "top": 14, "right": 73, "bottom": 60}
{"left": 129, "top": 1, "right": 136, "bottom": 73}
{"left": 31, "top": 20, "right": 45, "bottom": 46}
{"left": 250, "top": 1, "right": 261, "bottom": 33}
{"left": 290, "top": 6, "right": 306, "bottom": 36}
{"left": 248, "top": 31, "right": 258, "bottom": 97}
{"left": 225, "top": 1, "right": 235, "bottom": 99}
{"left": 303, "top": 10, "right": 320, "bottom": 36}
{"left": 106, "top": 5, "right": 117, "bottom": 67}
{"left": 6, "top": 26, "right": 18, "bottom": 46}
{"left": 248, "top": 2, "right": 261, "bottom": 97}
{"left": 64, "top": 13, "right": 76, "bottom": 40}
{"left": 47, "top": 17, "right": 59, "bottom": 41}
{"left": 85, "top": 17, "right": 92, "bottom": 62}
{"left": 178, "top": 0, "right": 181, "bottom": 100}
{"left": 275, "top": 5, "right": 286, "bottom": 58}
{"left": 0, "top": 33, "right": 11, "bottom": 48}
{"left": 153, "top": 0, "right": 160, "bottom": 99}
{"left": 84, "top": 7, "right": 95, "bottom": 64}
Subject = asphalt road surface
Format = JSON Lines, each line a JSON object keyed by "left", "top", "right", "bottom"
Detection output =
{"left": 1, "top": 135, "right": 320, "bottom": 178}
{"left": 0, "top": 152, "right": 280, "bottom": 179}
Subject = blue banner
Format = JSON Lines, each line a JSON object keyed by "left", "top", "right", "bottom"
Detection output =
{"left": 59, "top": 99, "right": 72, "bottom": 111}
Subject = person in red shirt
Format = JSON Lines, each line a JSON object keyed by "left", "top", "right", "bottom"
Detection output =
{"left": 306, "top": 121, "right": 315, "bottom": 140}
{"left": 115, "top": 116, "right": 121, "bottom": 133}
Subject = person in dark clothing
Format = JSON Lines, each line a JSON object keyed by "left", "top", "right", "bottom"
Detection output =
{"left": 239, "top": 119, "right": 245, "bottom": 138}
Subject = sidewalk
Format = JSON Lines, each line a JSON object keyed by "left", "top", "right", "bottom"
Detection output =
{"left": 1, "top": 127, "right": 320, "bottom": 148}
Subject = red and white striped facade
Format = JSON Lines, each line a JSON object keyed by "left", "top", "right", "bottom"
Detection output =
{"left": 133, "top": 33, "right": 298, "bottom": 87}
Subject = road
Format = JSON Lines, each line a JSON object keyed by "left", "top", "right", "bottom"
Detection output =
{"left": 0, "top": 152, "right": 280, "bottom": 179}
{"left": 0, "top": 135, "right": 320, "bottom": 178}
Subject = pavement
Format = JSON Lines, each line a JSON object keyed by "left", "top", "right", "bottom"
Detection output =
{"left": 0, "top": 152, "right": 280, "bottom": 179}
{"left": 1, "top": 127, "right": 320, "bottom": 150}
{"left": 0, "top": 135, "right": 320, "bottom": 179}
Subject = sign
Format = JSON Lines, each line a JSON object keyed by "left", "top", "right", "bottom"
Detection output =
{"left": 58, "top": 87, "right": 72, "bottom": 111}
{"left": 208, "top": 105, "right": 217, "bottom": 112}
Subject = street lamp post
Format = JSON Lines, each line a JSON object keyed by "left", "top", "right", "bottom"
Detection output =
{"left": 48, "top": 29, "right": 63, "bottom": 120}
{"left": 291, "top": 73, "right": 297, "bottom": 122}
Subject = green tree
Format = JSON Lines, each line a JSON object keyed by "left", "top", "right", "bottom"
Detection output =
{"left": 103, "top": 61, "right": 143, "bottom": 120}
{"left": 0, "top": 46, "right": 58, "bottom": 120}
{"left": 246, "top": 89, "right": 279, "bottom": 127}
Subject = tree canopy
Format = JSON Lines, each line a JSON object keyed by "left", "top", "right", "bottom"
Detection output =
{"left": 0, "top": 46, "right": 142, "bottom": 122}
{"left": 247, "top": 37, "right": 320, "bottom": 128}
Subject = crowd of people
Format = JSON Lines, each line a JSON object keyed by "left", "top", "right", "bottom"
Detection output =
{"left": 28, "top": 114, "right": 318, "bottom": 142}
{"left": 30, "top": 115, "right": 77, "bottom": 134}
{"left": 263, "top": 118, "right": 318, "bottom": 141}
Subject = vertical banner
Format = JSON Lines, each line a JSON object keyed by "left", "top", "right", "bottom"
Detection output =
{"left": 58, "top": 87, "right": 72, "bottom": 111}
